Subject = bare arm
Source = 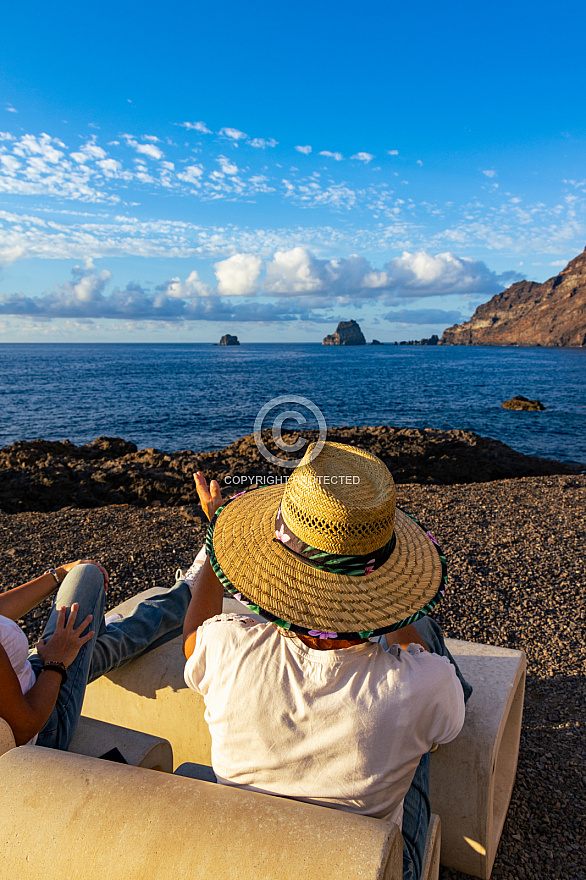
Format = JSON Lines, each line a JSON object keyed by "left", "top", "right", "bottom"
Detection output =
{"left": 0, "top": 604, "right": 94, "bottom": 744}
{"left": 183, "top": 559, "right": 224, "bottom": 660}
{"left": 183, "top": 472, "right": 225, "bottom": 660}
{"left": 0, "top": 559, "right": 109, "bottom": 621}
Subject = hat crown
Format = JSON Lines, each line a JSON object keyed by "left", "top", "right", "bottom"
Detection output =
{"left": 281, "top": 441, "right": 396, "bottom": 555}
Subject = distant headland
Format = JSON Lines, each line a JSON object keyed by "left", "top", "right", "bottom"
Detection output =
{"left": 440, "top": 246, "right": 586, "bottom": 347}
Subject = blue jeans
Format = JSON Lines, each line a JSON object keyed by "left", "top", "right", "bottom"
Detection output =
{"left": 379, "top": 617, "right": 472, "bottom": 880}
{"left": 28, "top": 564, "right": 191, "bottom": 750}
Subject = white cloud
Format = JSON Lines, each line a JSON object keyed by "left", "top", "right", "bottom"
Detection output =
{"left": 124, "top": 136, "right": 164, "bottom": 160}
{"left": 0, "top": 155, "right": 20, "bottom": 175}
{"left": 319, "top": 150, "right": 344, "bottom": 161}
{"left": 217, "top": 156, "right": 239, "bottom": 176}
{"left": 383, "top": 251, "right": 519, "bottom": 298}
{"left": 387, "top": 150, "right": 399, "bottom": 156}
{"left": 249, "top": 137, "right": 278, "bottom": 149}
{"left": 180, "top": 121, "right": 212, "bottom": 133}
{"left": 177, "top": 164, "right": 204, "bottom": 184}
{"left": 219, "top": 127, "right": 247, "bottom": 140}
{"left": 0, "top": 243, "right": 26, "bottom": 266}
{"left": 0, "top": 132, "right": 15, "bottom": 141}
{"left": 70, "top": 140, "right": 107, "bottom": 163}
{"left": 160, "top": 270, "right": 212, "bottom": 298}
{"left": 13, "top": 133, "right": 64, "bottom": 163}
{"left": 264, "top": 247, "right": 326, "bottom": 294}
{"left": 295, "top": 145, "right": 312, "bottom": 155}
{"left": 351, "top": 152, "right": 374, "bottom": 163}
{"left": 214, "top": 253, "right": 262, "bottom": 295}
{"left": 264, "top": 248, "right": 390, "bottom": 298}
{"left": 6, "top": 106, "right": 17, "bottom": 114}
{"left": 482, "top": 169, "right": 497, "bottom": 178}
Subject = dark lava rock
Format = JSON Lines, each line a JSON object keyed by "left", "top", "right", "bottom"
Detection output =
{"left": 219, "top": 334, "right": 240, "bottom": 345}
{"left": 0, "top": 428, "right": 582, "bottom": 514}
{"left": 503, "top": 396, "right": 546, "bottom": 411}
{"left": 371, "top": 339, "right": 383, "bottom": 345}
{"left": 323, "top": 320, "right": 366, "bottom": 345}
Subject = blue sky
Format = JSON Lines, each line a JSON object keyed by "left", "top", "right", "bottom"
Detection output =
{"left": 0, "top": 0, "right": 585, "bottom": 342}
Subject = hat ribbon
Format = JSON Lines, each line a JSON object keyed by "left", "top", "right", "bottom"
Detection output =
{"left": 273, "top": 505, "right": 396, "bottom": 576}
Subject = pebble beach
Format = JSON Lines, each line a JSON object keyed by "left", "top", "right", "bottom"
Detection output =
{"left": 1, "top": 472, "right": 584, "bottom": 880}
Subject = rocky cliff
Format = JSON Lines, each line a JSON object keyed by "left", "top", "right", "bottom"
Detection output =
{"left": 441, "top": 248, "right": 586, "bottom": 346}
{"left": 323, "top": 320, "right": 366, "bottom": 345}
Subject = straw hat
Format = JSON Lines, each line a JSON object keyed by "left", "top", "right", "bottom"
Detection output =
{"left": 206, "top": 441, "right": 447, "bottom": 639}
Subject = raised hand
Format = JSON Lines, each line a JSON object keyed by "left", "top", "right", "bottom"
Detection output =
{"left": 194, "top": 471, "right": 224, "bottom": 522}
{"left": 36, "top": 603, "right": 95, "bottom": 668}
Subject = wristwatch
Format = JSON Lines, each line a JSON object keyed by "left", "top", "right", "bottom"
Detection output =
{"left": 44, "top": 568, "right": 61, "bottom": 586}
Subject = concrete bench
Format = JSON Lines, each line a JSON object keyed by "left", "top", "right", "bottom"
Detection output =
{"left": 0, "top": 746, "right": 406, "bottom": 880}
{"left": 82, "top": 590, "right": 526, "bottom": 879}
{"left": 0, "top": 714, "right": 172, "bottom": 771}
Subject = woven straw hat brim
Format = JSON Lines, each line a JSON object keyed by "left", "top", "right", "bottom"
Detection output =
{"left": 207, "top": 484, "right": 447, "bottom": 638}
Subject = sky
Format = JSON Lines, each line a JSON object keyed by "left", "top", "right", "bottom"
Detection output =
{"left": 0, "top": 0, "right": 585, "bottom": 343}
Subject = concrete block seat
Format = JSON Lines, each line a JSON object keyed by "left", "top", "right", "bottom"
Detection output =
{"left": 0, "top": 714, "right": 172, "bottom": 772}
{"left": 82, "top": 590, "right": 526, "bottom": 879}
{"left": 0, "top": 746, "right": 405, "bottom": 880}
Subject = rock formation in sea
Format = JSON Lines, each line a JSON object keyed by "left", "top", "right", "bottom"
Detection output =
{"left": 219, "top": 334, "right": 240, "bottom": 345}
{"left": 441, "top": 247, "right": 586, "bottom": 347}
{"left": 502, "top": 396, "right": 545, "bottom": 411}
{"left": 323, "top": 320, "right": 366, "bottom": 345}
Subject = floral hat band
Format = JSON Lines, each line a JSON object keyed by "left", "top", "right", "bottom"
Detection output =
{"left": 274, "top": 505, "right": 397, "bottom": 577}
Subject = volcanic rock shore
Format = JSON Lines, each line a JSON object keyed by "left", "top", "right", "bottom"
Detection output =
{"left": 0, "top": 427, "right": 583, "bottom": 514}
{"left": 1, "top": 473, "right": 584, "bottom": 880}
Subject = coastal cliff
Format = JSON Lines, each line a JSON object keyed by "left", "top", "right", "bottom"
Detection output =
{"left": 441, "top": 247, "right": 586, "bottom": 346}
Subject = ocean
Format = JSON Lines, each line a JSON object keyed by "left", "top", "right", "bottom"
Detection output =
{"left": 0, "top": 343, "right": 585, "bottom": 465}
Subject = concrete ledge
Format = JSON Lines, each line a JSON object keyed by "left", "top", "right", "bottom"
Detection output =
{"left": 0, "top": 717, "right": 16, "bottom": 756}
{"left": 431, "top": 638, "right": 526, "bottom": 879}
{"left": 69, "top": 716, "right": 173, "bottom": 771}
{"left": 421, "top": 813, "right": 441, "bottom": 880}
{"left": 0, "top": 746, "right": 403, "bottom": 880}
{"left": 83, "top": 593, "right": 525, "bottom": 878}
{"left": 1, "top": 714, "right": 172, "bottom": 772}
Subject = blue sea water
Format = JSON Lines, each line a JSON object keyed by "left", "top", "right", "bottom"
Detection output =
{"left": 0, "top": 343, "right": 585, "bottom": 465}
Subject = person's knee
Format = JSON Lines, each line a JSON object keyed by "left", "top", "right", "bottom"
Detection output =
{"left": 60, "top": 563, "right": 106, "bottom": 602}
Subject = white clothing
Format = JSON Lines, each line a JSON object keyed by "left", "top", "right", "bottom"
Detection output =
{"left": 184, "top": 613, "right": 465, "bottom": 827}
{"left": 0, "top": 614, "right": 37, "bottom": 745}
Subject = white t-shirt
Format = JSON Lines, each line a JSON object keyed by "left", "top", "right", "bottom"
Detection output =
{"left": 185, "top": 613, "right": 465, "bottom": 827}
{"left": 0, "top": 614, "right": 38, "bottom": 745}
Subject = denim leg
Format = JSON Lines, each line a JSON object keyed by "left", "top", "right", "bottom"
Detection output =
{"left": 86, "top": 578, "right": 191, "bottom": 682}
{"left": 29, "top": 564, "right": 107, "bottom": 750}
{"left": 401, "top": 751, "right": 430, "bottom": 880}
{"left": 375, "top": 616, "right": 473, "bottom": 880}
{"left": 29, "top": 565, "right": 191, "bottom": 749}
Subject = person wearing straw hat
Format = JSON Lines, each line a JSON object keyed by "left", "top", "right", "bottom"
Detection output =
{"left": 182, "top": 441, "right": 471, "bottom": 880}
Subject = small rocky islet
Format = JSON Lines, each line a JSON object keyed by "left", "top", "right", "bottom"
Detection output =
{"left": 0, "top": 429, "right": 584, "bottom": 880}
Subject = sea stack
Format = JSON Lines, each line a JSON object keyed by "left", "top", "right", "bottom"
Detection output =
{"left": 323, "top": 320, "right": 366, "bottom": 345}
{"left": 219, "top": 334, "right": 240, "bottom": 346}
